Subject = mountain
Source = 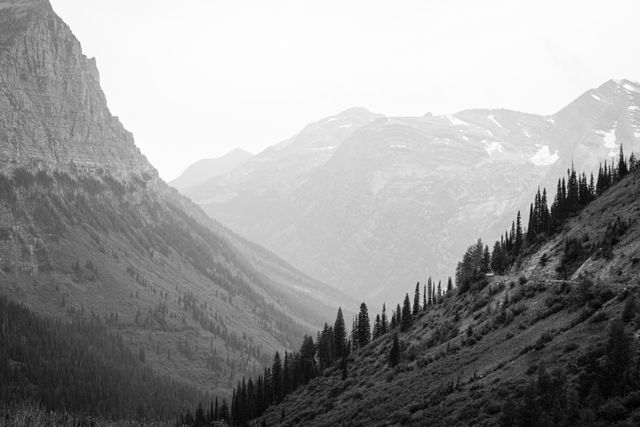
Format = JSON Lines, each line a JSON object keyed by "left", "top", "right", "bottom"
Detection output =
{"left": 170, "top": 148, "right": 253, "bottom": 191}
{"left": 0, "top": 0, "right": 352, "bottom": 397}
{"left": 255, "top": 165, "right": 640, "bottom": 426}
{"left": 182, "top": 81, "right": 640, "bottom": 304}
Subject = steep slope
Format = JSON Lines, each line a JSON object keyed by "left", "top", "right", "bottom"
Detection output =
{"left": 170, "top": 148, "right": 252, "bottom": 191}
{"left": 182, "top": 107, "right": 383, "bottom": 225}
{"left": 184, "top": 80, "right": 640, "bottom": 305}
{"left": 0, "top": 0, "right": 351, "bottom": 396}
{"left": 258, "top": 167, "right": 640, "bottom": 426}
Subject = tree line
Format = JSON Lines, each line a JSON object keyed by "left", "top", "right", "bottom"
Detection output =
{"left": 182, "top": 276, "right": 457, "bottom": 425}
{"left": 457, "top": 147, "right": 637, "bottom": 292}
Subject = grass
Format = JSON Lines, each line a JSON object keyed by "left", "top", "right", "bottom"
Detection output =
{"left": 0, "top": 402, "right": 172, "bottom": 427}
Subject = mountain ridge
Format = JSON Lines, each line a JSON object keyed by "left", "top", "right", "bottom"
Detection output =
{"left": 0, "top": 0, "right": 352, "bottom": 397}
{"left": 181, "top": 78, "right": 640, "bottom": 304}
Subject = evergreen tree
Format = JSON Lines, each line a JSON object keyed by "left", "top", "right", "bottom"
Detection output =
{"left": 272, "top": 352, "right": 283, "bottom": 403}
{"left": 333, "top": 307, "right": 347, "bottom": 358}
{"left": 482, "top": 245, "right": 491, "bottom": 273}
{"left": 357, "top": 302, "right": 371, "bottom": 348}
{"left": 423, "top": 285, "right": 427, "bottom": 310}
{"left": 413, "top": 282, "right": 420, "bottom": 315}
{"left": 351, "top": 316, "right": 359, "bottom": 351}
{"left": 618, "top": 144, "right": 629, "bottom": 178}
{"left": 401, "top": 294, "right": 412, "bottom": 331}
{"left": 389, "top": 333, "right": 400, "bottom": 367}
{"left": 427, "top": 277, "right": 433, "bottom": 305}
{"left": 515, "top": 211, "right": 523, "bottom": 255}
{"left": 380, "top": 303, "right": 388, "bottom": 335}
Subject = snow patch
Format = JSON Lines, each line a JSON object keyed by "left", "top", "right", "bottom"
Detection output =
{"left": 461, "top": 135, "right": 469, "bottom": 141}
{"left": 529, "top": 145, "right": 559, "bottom": 166}
{"left": 635, "top": 131, "right": 640, "bottom": 138}
{"left": 596, "top": 122, "right": 619, "bottom": 157}
{"left": 488, "top": 114, "right": 503, "bottom": 129}
{"left": 591, "top": 94, "right": 601, "bottom": 101}
{"left": 597, "top": 126, "right": 618, "bottom": 149}
{"left": 339, "top": 124, "right": 352, "bottom": 128}
{"left": 446, "top": 114, "right": 467, "bottom": 126}
{"left": 312, "top": 146, "right": 336, "bottom": 151}
{"left": 326, "top": 117, "right": 337, "bottom": 122}
{"left": 390, "top": 144, "right": 407, "bottom": 149}
{"left": 623, "top": 83, "right": 640, "bottom": 94}
{"left": 547, "top": 118, "right": 556, "bottom": 125}
{"left": 629, "top": 106, "right": 639, "bottom": 111}
{"left": 483, "top": 141, "right": 503, "bottom": 156}
{"left": 523, "top": 129, "right": 531, "bottom": 138}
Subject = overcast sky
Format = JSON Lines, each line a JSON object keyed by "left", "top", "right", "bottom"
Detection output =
{"left": 50, "top": 0, "right": 640, "bottom": 181}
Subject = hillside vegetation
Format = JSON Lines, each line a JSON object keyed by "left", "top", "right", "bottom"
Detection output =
{"left": 237, "top": 162, "right": 640, "bottom": 426}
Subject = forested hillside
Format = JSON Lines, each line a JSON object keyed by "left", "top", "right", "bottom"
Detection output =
{"left": 179, "top": 155, "right": 640, "bottom": 426}
{"left": 0, "top": 0, "right": 351, "bottom": 406}
{"left": 0, "top": 296, "right": 203, "bottom": 422}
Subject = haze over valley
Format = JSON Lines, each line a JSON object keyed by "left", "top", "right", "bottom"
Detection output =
{"left": 1, "top": 0, "right": 640, "bottom": 425}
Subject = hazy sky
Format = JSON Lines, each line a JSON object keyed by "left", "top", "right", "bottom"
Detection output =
{"left": 50, "top": 0, "right": 640, "bottom": 181}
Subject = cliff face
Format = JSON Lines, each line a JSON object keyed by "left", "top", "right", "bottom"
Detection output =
{"left": 0, "top": 0, "right": 155, "bottom": 179}
{"left": 0, "top": 0, "right": 353, "bottom": 395}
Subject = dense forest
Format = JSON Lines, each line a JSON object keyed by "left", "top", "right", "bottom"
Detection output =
{"left": 0, "top": 296, "right": 206, "bottom": 422}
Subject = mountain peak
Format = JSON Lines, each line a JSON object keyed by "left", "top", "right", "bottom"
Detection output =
{"left": 170, "top": 147, "right": 253, "bottom": 190}
{"left": 0, "top": 0, "right": 156, "bottom": 180}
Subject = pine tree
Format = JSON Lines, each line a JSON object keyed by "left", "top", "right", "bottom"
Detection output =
{"left": 357, "top": 302, "right": 371, "bottom": 348}
{"left": 272, "top": 352, "right": 283, "bottom": 403}
{"left": 618, "top": 144, "right": 629, "bottom": 178}
{"left": 389, "top": 333, "right": 400, "bottom": 367}
{"left": 401, "top": 294, "right": 412, "bottom": 331}
{"left": 380, "top": 303, "right": 388, "bottom": 335}
{"left": 373, "top": 314, "right": 381, "bottom": 340}
{"left": 482, "top": 245, "right": 491, "bottom": 272}
{"left": 427, "top": 277, "right": 433, "bottom": 305}
{"left": 447, "top": 277, "right": 453, "bottom": 294}
{"left": 413, "top": 282, "right": 420, "bottom": 315}
{"left": 422, "top": 285, "right": 427, "bottom": 310}
{"left": 351, "top": 316, "right": 358, "bottom": 351}
{"left": 334, "top": 307, "right": 347, "bottom": 358}
{"left": 515, "top": 211, "right": 523, "bottom": 254}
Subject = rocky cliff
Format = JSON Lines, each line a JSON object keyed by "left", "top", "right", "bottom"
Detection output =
{"left": 0, "top": 0, "right": 352, "bottom": 395}
{"left": 0, "top": 0, "right": 155, "bottom": 179}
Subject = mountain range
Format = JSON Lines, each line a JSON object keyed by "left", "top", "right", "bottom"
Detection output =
{"left": 179, "top": 79, "right": 640, "bottom": 304}
{"left": 0, "top": 0, "right": 352, "bottom": 396}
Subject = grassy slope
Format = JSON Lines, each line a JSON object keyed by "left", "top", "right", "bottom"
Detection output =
{"left": 259, "top": 170, "right": 640, "bottom": 426}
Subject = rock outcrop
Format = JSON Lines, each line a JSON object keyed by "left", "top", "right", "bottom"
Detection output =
{"left": 0, "top": 0, "right": 155, "bottom": 179}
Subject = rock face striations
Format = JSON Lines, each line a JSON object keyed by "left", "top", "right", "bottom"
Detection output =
{"left": 182, "top": 80, "right": 640, "bottom": 304}
{"left": 0, "top": 0, "right": 154, "bottom": 178}
{"left": 0, "top": 0, "right": 352, "bottom": 395}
